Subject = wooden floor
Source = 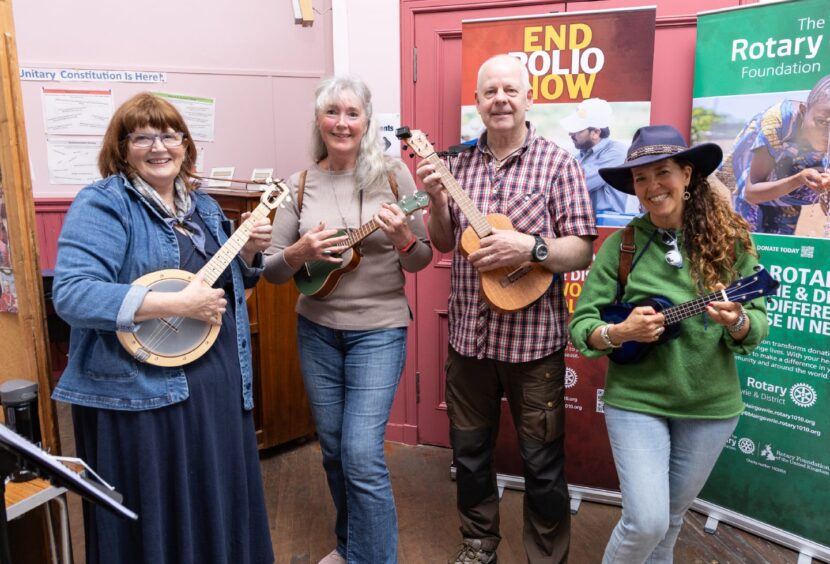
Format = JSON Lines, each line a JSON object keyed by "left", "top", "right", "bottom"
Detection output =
{"left": 263, "top": 440, "right": 797, "bottom": 564}
{"left": 55, "top": 399, "right": 799, "bottom": 563}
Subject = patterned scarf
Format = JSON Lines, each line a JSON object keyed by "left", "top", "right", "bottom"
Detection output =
{"left": 131, "top": 175, "right": 206, "bottom": 255}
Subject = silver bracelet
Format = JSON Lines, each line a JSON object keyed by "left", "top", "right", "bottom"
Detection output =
{"left": 600, "top": 324, "right": 622, "bottom": 349}
{"left": 727, "top": 306, "right": 748, "bottom": 334}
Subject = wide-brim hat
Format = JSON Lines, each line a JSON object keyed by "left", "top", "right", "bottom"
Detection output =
{"left": 598, "top": 125, "right": 723, "bottom": 195}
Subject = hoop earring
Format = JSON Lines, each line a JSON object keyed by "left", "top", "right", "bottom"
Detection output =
{"left": 682, "top": 189, "right": 691, "bottom": 201}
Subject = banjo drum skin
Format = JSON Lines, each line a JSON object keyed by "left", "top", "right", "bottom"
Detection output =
{"left": 116, "top": 179, "right": 290, "bottom": 367}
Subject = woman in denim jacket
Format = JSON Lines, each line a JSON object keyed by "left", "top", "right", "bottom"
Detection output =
{"left": 52, "top": 93, "right": 274, "bottom": 564}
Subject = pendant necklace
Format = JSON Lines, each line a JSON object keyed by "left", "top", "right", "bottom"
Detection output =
{"left": 326, "top": 165, "right": 356, "bottom": 229}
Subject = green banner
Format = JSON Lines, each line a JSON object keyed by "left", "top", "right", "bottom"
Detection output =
{"left": 693, "top": 0, "right": 830, "bottom": 551}
{"left": 700, "top": 235, "right": 830, "bottom": 546}
{"left": 693, "top": 0, "right": 827, "bottom": 97}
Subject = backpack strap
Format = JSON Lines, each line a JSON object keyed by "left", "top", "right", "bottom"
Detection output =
{"left": 296, "top": 170, "right": 308, "bottom": 213}
{"left": 387, "top": 170, "right": 399, "bottom": 201}
{"left": 618, "top": 224, "right": 636, "bottom": 290}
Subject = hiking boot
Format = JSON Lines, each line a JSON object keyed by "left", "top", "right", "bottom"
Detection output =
{"left": 449, "top": 539, "right": 497, "bottom": 564}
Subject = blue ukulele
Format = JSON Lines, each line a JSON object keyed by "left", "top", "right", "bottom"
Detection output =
{"left": 600, "top": 265, "right": 779, "bottom": 364}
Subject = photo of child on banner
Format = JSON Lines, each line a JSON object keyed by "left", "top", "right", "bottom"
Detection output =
{"left": 695, "top": 75, "right": 830, "bottom": 238}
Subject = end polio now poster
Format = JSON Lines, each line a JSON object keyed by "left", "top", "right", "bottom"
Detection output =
{"left": 460, "top": 8, "right": 655, "bottom": 153}
{"left": 692, "top": 0, "right": 830, "bottom": 549}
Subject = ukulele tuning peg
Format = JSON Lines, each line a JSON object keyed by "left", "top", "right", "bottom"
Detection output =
{"left": 409, "top": 153, "right": 415, "bottom": 158}
{"left": 402, "top": 144, "right": 409, "bottom": 150}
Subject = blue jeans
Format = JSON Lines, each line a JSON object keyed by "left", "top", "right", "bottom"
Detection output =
{"left": 603, "top": 405, "right": 739, "bottom": 564}
{"left": 297, "top": 315, "right": 407, "bottom": 564}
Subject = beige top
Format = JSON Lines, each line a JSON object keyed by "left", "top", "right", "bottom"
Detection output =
{"left": 263, "top": 158, "right": 432, "bottom": 330}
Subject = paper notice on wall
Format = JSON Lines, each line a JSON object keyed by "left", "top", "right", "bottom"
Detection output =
{"left": 195, "top": 146, "right": 207, "bottom": 173}
{"left": 47, "top": 139, "right": 102, "bottom": 185}
{"left": 42, "top": 88, "right": 114, "bottom": 135}
{"left": 0, "top": 184, "right": 11, "bottom": 269}
{"left": 154, "top": 92, "right": 215, "bottom": 142}
{"left": 0, "top": 268, "right": 18, "bottom": 314}
{"left": 1, "top": 176, "right": 17, "bottom": 314}
{"left": 377, "top": 113, "right": 401, "bottom": 157}
{"left": 21, "top": 68, "right": 167, "bottom": 83}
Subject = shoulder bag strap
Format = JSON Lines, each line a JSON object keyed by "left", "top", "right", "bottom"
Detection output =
{"left": 296, "top": 170, "right": 308, "bottom": 213}
{"left": 618, "top": 224, "right": 636, "bottom": 290}
{"left": 386, "top": 170, "right": 399, "bottom": 200}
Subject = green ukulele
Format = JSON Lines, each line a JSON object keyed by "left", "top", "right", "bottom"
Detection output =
{"left": 293, "top": 191, "right": 430, "bottom": 297}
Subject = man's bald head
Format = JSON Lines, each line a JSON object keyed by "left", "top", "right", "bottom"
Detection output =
{"left": 476, "top": 54, "right": 531, "bottom": 96}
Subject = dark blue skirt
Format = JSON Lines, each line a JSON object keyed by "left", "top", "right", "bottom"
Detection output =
{"left": 72, "top": 217, "right": 273, "bottom": 564}
{"left": 72, "top": 331, "right": 274, "bottom": 564}
{"left": 72, "top": 354, "right": 273, "bottom": 564}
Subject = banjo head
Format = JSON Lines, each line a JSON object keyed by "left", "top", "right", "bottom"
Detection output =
{"left": 116, "top": 269, "right": 220, "bottom": 367}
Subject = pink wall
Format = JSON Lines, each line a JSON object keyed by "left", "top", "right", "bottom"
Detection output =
{"left": 14, "top": 0, "right": 334, "bottom": 198}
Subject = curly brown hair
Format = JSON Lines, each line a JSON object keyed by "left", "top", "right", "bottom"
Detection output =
{"left": 98, "top": 93, "right": 197, "bottom": 189}
{"left": 675, "top": 158, "right": 757, "bottom": 291}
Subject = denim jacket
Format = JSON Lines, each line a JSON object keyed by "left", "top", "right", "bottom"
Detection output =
{"left": 52, "top": 174, "right": 262, "bottom": 411}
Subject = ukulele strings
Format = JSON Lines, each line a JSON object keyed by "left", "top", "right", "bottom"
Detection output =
{"left": 135, "top": 206, "right": 266, "bottom": 356}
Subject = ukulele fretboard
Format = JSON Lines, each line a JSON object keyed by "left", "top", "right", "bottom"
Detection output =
{"left": 199, "top": 203, "right": 272, "bottom": 286}
{"left": 345, "top": 218, "right": 380, "bottom": 248}
{"left": 426, "top": 153, "right": 492, "bottom": 239}
{"left": 661, "top": 278, "right": 766, "bottom": 325}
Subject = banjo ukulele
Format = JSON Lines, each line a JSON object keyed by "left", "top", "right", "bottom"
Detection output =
{"left": 117, "top": 178, "right": 289, "bottom": 367}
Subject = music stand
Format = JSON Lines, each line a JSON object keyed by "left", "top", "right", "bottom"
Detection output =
{"left": 0, "top": 424, "right": 137, "bottom": 564}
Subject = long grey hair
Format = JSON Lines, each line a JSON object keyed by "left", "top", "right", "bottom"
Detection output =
{"left": 311, "top": 76, "right": 387, "bottom": 191}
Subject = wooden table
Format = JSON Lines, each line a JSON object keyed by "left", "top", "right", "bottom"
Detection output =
{"left": 5, "top": 477, "right": 69, "bottom": 564}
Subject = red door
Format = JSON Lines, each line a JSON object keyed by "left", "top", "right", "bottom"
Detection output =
{"left": 402, "top": 0, "right": 565, "bottom": 447}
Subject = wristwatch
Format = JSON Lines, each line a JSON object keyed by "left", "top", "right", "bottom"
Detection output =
{"left": 530, "top": 234, "right": 549, "bottom": 262}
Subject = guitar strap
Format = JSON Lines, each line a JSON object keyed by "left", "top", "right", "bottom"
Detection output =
{"left": 617, "top": 225, "right": 636, "bottom": 301}
{"left": 296, "top": 169, "right": 399, "bottom": 214}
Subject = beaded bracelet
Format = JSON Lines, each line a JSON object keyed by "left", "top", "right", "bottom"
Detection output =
{"left": 727, "top": 305, "right": 748, "bottom": 334}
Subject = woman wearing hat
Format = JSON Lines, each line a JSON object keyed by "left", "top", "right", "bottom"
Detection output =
{"left": 569, "top": 125, "right": 769, "bottom": 563}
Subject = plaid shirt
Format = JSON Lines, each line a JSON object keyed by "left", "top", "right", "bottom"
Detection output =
{"left": 446, "top": 123, "right": 596, "bottom": 362}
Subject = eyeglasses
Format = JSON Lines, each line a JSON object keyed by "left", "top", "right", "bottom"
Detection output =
{"left": 658, "top": 229, "right": 684, "bottom": 269}
{"left": 126, "top": 132, "right": 185, "bottom": 148}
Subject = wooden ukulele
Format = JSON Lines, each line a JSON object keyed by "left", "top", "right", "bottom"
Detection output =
{"left": 396, "top": 127, "right": 553, "bottom": 314}
{"left": 117, "top": 178, "right": 290, "bottom": 367}
{"left": 601, "top": 265, "right": 778, "bottom": 364}
{"left": 293, "top": 191, "right": 430, "bottom": 297}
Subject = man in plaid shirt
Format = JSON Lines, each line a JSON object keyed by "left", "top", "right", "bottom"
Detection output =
{"left": 417, "top": 54, "right": 596, "bottom": 563}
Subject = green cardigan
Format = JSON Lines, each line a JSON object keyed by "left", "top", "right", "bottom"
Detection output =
{"left": 569, "top": 215, "right": 769, "bottom": 419}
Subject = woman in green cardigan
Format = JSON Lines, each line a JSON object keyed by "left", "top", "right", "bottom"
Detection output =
{"left": 569, "top": 125, "right": 770, "bottom": 563}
